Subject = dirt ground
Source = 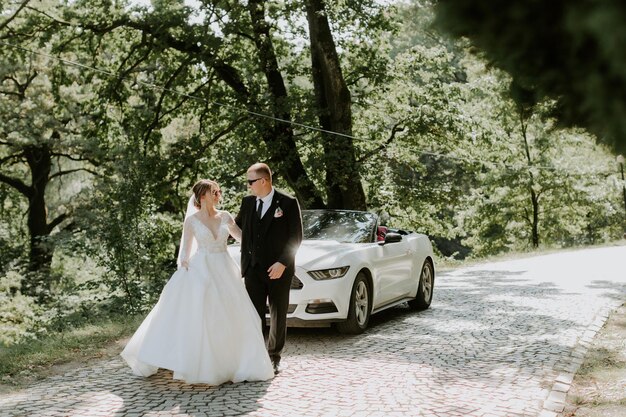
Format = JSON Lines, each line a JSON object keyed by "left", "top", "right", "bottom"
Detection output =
{"left": 0, "top": 338, "right": 128, "bottom": 395}
{"left": 563, "top": 303, "right": 626, "bottom": 417}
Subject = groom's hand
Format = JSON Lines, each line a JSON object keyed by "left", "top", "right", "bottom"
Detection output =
{"left": 267, "top": 262, "right": 286, "bottom": 279}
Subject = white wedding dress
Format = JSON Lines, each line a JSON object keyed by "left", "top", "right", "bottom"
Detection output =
{"left": 121, "top": 211, "right": 274, "bottom": 385}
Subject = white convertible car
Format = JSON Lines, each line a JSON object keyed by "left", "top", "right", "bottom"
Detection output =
{"left": 229, "top": 209, "right": 435, "bottom": 334}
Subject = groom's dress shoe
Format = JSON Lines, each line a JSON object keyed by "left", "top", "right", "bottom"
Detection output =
{"left": 272, "top": 361, "right": 281, "bottom": 375}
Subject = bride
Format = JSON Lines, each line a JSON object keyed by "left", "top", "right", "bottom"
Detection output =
{"left": 121, "top": 179, "right": 274, "bottom": 384}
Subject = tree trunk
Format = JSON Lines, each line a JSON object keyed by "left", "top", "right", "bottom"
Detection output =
{"left": 520, "top": 109, "right": 540, "bottom": 248}
{"left": 529, "top": 185, "right": 539, "bottom": 247}
{"left": 24, "top": 144, "right": 54, "bottom": 294}
{"left": 247, "top": 0, "right": 325, "bottom": 209}
{"left": 305, "top": 0, "right": 367, "bottom": 210}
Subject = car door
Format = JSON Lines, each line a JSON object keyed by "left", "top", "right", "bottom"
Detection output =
{"left": 372, "top": 235, "right": 413, "bottom": 308}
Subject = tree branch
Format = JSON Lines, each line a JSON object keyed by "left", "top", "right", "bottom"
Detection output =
{"left": 0, "top": 172, "right": 31, "bottom": 196}
{"left": 19, "top": 72, "right": 38, "bottom": 96}
{"left": 0, "top": 152, "right": 25, "bottom": 166}
{"left": 49, "top": 168, "right": 99, "bottom": 180}
{"left": 0, "top": 0, "right": 32, "bottom": 32}
{"left": 112, "top": 37, "right": 153, "bottom": 93}
{"left": 47, "top": 212, "right": 69, "bottom": 233}
{"left": 80, "top": 18, "right": 252, "bottom": 100}
{"left": 24, "top": 5, "right": 72, "bottom": 27}
{"left": 141, "top": 56, "right": 194, "bottom": 154}
{"left": 357, "top": 122, "right": 406, "bottom": 163}
{"left": 1, "top": 72, "right": 37, "bottom": 98}
{"left": 0, "top": 89, "right": 23, "bottom": 97}
{"left": 50, "top": 152, "right": 101, "bottom": 167}
{"left": 49, "top": 152, "right": 88, "bottom": 161}
{"left": 170, "top": 115, "right": 248, "bottom": 182}
{"left": 233, "top": 31, "right": 255, "bottom": 42}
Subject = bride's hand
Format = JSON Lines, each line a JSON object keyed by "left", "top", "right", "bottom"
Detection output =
{"left": 181, "top": 260, "right": 189, "bottom": 270}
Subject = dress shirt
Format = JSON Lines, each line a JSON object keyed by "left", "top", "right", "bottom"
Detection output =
{"left": 256, "top": 187, "right": 275, "bottom": 219}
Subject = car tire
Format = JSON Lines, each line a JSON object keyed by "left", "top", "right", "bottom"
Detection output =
{"left": 408, "top": 259, "right": 434, "bottom": 310}
{"left": 336, "top": 272, "right": 371, "bottom": 334}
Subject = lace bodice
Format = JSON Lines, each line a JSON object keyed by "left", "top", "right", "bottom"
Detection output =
{"left": 177, "top": 207, "right": 242, "bottom": 268}
{"left": 189, "top": 214, "right": 229, "bottom": 253}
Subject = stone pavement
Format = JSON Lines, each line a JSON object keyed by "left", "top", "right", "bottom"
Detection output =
{"left": 1, "top": 245, "right": 625, "bottom": 417}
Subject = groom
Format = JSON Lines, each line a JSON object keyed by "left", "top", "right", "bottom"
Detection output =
{"left": 235, "top": 163, "right": 303, "bottom": 374}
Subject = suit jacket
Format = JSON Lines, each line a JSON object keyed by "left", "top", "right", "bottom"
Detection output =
{"left": 235, "top": 189, "right": 303, "bottom": 279}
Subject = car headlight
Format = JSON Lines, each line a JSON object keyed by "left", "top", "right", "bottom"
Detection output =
{"left": 307, "top": 266, "right": 350, "bottom": 280}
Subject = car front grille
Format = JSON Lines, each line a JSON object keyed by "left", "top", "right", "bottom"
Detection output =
{"left": 291, "top": 275, "right": 304, "bottom": 289}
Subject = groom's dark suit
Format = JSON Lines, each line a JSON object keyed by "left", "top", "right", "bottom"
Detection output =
{"left": 235, "top": 189, "right": 303, "bottom": 365}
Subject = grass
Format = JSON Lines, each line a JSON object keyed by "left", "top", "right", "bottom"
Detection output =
{"left": 577, "top": 347, "right": 624, "bottom": 376}
{"left": 562, "top": 303, "right": 626, "bottom": 417}
{"left": 0, "top": 314, "right": 142, "bottom": 389}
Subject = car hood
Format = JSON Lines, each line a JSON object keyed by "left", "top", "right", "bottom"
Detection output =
{"left": 295, "top": 240, "right": 357, "bottom": 270}
{"left": 227, "top": 240, "right": 359, "bottom": 270}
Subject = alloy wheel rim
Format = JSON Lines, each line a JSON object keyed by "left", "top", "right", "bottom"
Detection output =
{"left": 421, "top": 265, "right": 432, "bottom": 300}
{"left": 355, "top": 280, "right": 368, "bottom": 326}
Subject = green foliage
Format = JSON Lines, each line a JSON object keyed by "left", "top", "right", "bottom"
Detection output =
{"left": 453, "top": 61, "right": 623, "bottom": 256}
{"left": 89, "top": 161, "right": 179, "bottom": 314}
{"left": 434, "top": 0, "right": 626, "bottom": 154}
{"left": 357, "top": 3, "right": 623, "bottom": 258}
{"left": 0, "top": 250, "right": 117, "bottom": 346}
{"left": 0, "top": 186, "right": 27, "bottom": 269}
{"left": 0, "top": 0, "right": 624, "bottom": 350}
{"left": 356, "top": 5, "right": 475, "bottom": 248}
{"left": 0, "top": 270, "right": 43, "bottom": 345}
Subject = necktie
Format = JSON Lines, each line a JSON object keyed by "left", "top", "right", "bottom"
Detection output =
{"left": 256, "top": 199, "right": 263, "bottom": 219}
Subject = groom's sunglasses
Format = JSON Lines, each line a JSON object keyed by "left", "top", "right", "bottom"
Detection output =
{"left": 247, "top": 177, "right": 265, "bottom": 185}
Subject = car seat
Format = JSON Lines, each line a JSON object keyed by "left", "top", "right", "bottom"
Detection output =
{"left": 377, "top": 226, "right": 388, "bottom": 242}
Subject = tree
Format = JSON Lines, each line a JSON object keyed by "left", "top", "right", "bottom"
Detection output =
{"left": 52, "top": 0, "right": 396, "bottom": 209}
{"left": 434, "top": 0, "right": 626, "bottom": 154}
{"left": 0, "top": 43, "right": 99, "bottom": 295}
{"left": 305, "top": 0, "right": 365, "bottom": 209}
{"left": 354, "top": 2, "right": 476, "bottom": 254}
{"left": 368, "top": 1, "right": 622, "bottom": 256}
{"left": 454, "top": 60, "right": 621, "bottom": 255}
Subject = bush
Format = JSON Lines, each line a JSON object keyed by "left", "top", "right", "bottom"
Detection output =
{"left": 0, "top": 252, "right": 120, "bottom": 346}
{"left": 0, "top": 270, "right": 47, "bottom": 345}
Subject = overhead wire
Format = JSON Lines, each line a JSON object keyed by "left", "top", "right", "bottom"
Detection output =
{"left": 0, "top": 40, "right": 620, "bottom": 179}
{"left": 0, "top": 40, "right": 359, "bottom": 140}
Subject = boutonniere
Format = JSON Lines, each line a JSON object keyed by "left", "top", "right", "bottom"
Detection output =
{"left": 274, "top": 206, "right": 284, "bottom": 218}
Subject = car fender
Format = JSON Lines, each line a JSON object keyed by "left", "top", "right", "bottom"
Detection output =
{"left": 407, "top": 234, "right": 435, "bottom": 297}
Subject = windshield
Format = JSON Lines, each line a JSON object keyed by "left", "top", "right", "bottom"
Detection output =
{"left": 302, "top": 210, "right": 377, "bottom": 243}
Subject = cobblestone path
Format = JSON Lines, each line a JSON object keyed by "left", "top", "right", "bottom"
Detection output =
{"left": 1, "top": 246, "right": 625, "bottom": 417}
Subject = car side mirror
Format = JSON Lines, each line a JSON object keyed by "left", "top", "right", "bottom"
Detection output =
{"left": 378, "top": 232, "right": 402, "bottom": 245}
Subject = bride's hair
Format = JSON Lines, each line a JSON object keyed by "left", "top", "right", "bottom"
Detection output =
{"left": 191, "top": 179, "right": 219, "bottom": 208}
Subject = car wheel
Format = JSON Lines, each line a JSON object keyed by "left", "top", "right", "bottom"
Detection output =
{"left": 336, "top": 272, "right": 371, "bottom": 334}
{"left": 408, "top": 259, "right": 434, "bottom": 310}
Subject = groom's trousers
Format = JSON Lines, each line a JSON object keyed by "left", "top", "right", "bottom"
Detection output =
{"left": 244, "top": 263, "right": 291, "bottom": 364}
